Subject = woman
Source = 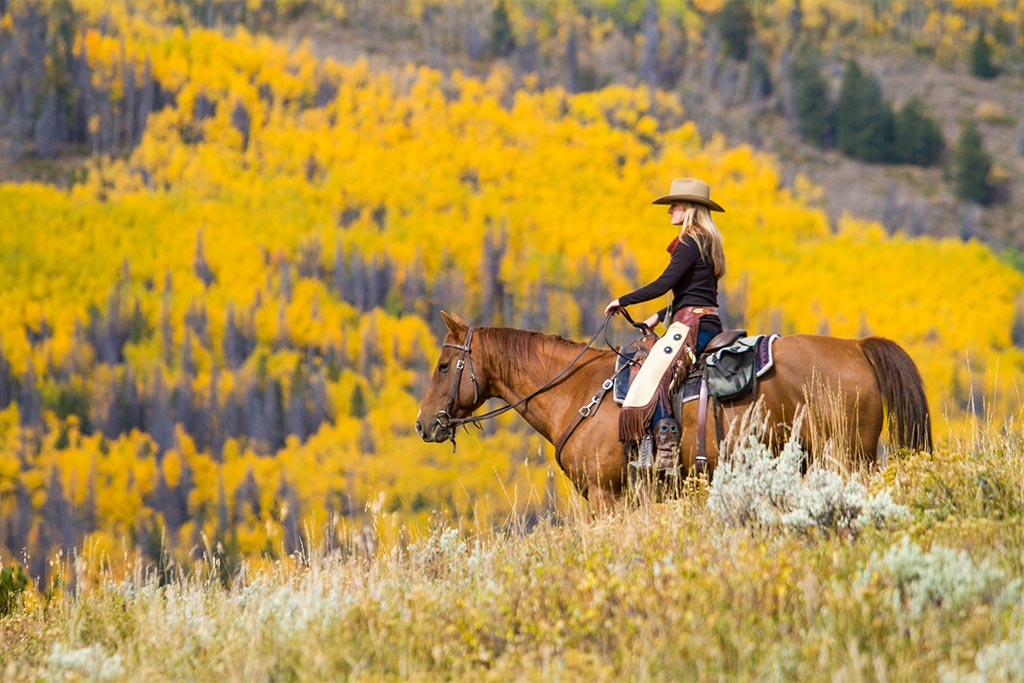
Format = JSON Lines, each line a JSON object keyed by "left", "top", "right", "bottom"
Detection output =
{"left": 603, "top": 177, "right": 726, "bottom": 477}
{"left": 604, "top": 177, "right": 726, "bottom": 348}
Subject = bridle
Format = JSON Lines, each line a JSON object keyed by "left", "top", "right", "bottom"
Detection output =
{"left": 433, "top": 326, "right": 481, "bottom": 443}
{"left": 430, "top": 312, "right": 649, "bottom": 450}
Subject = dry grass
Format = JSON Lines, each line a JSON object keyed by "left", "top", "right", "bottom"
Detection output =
{"left": 0, "top": 422, "right": 1021, "bottom": 682}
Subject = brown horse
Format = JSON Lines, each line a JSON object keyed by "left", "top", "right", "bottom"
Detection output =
{"left": 415, "top": 312, "right": 932, "bottom": 510}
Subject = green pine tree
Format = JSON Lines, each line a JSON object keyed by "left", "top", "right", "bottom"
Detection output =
{"left": 719, "top": 0, "right": 755, "bottom": 62}
{"left": 835, "top": 60, "right": 895, "bottom": 163}
{"left": 969, "top": 27, "right": 998, "bottom": 79}
{"left": 893, "top": 98, "right": 945, "bottom": 166}
{"left": 489, "top": 0, "right": 515, "bottom": 58}
{"left": 953, "top": 120, "right": 993, "bottom": 205}
{"left": 792, "top": 42, "right": 831, "bottom": 148}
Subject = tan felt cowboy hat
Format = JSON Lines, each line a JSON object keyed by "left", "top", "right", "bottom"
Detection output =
{"left": 652, "top": 177, "right": 725, "bottom": 212}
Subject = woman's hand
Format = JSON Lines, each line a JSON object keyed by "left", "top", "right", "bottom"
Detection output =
{"left": 603, "top": 298, "right": 621, "bottom": 317}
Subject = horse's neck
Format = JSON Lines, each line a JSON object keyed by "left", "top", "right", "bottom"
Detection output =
{"left": 477, "top": 328, "right": 603, "bottom": 441}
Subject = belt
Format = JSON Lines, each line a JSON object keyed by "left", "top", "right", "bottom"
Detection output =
{"left": 671, "top": 305, "right": 719, "bottom": 323}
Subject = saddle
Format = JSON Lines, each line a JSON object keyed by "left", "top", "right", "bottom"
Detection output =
{"left": 617, "top": 329, "right": 779, "bottom": 474}
{"left": 615, "top": 329, "right": 748, "bottom": 406}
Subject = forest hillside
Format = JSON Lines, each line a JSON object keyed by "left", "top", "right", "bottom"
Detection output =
{"left": 278, "top": 0, "right": 1024, "bottom": 251}
{"left": 7, "top": 0, "right": 1024, "bottom": 249}
{"left": 0, "top": 0, "right": 1021, "bottom": 585}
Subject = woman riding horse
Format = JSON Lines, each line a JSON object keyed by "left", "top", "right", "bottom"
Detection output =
{"left": 604, "top": 178, "right": 726, "bottom": 478}
{"left": 416, "top": 184, "right": 932, "bottom": 510}
{"left": 415, "top": 313, "right": 932, "bottom": 512}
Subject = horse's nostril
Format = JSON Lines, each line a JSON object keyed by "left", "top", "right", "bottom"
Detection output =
{"left": 415, "top": 420, "right": 423, "bottom": 436}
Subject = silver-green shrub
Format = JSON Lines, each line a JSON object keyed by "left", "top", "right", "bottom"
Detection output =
{"left": 946, "top": 632, "right": 1024, "bottom": 683}
{"left": 44, "top": 644, "right": 125, "bottom": 682}
{"left": 780, "top": 467, "right": 869, "bottom": 533}
{"left": 708, "top": 429, "right": 907, "bottom": 535}
{"left": 707, "top": 434, "right": 805, "bottom": 530}
{"left": 856, "top": 536, "right": 1018, "bottom": 621}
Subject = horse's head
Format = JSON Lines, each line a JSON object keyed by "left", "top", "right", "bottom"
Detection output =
{"left": 415, "top": 311, "right": 490, "bottom": 444}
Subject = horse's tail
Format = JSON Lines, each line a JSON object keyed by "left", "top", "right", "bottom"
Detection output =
{"left": 859, "top": 337, "right": 932, "bottom": 452}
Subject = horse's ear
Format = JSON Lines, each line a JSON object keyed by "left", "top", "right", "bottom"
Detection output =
{"left": 440, "top": 311, "right": 467, "bottom": 335}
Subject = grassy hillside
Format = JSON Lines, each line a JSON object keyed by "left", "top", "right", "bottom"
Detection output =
{"left": 1, "top": 427, "right": 1021, "bottom": 681}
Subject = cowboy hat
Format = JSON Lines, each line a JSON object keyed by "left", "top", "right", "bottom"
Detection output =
{"left": 652, "top": 177, "right": 725, "bottom": 212}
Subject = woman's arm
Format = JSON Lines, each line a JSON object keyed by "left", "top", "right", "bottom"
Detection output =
{"left": 617, "top": 237, "right": 699, "bottom": 307}
{"left": 602, "top": 302, "right": 665, "bottom": 332}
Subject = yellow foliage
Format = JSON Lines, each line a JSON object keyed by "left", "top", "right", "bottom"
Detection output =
{"left": 975, "top": 100, "right": 1007, "bottom": 122}
{"left": 2, "top": 0, "right": 1024, "bottom": 561}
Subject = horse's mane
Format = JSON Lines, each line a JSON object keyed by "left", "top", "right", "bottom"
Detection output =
{"left": 480, "top": 326, "right": 590, "bottom": 360}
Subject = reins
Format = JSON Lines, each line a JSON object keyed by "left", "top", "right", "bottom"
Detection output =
{"left": 433, "top": 312, "right": 649, "bottom": 450}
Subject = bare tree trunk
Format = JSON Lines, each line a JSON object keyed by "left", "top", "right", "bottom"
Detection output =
{"left": 638, "top": 0, "right": 660, "bottom": 88}
{"left": 564, "top": 22, "right": 578, "bottom": 93}
{"left": 658, "top": 17, "right": 687, "bottom": 91}
{"left": 33, "top": 87, "right": 59, "bottom": 157}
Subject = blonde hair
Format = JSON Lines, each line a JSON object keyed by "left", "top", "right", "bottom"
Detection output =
{"left": 677, "top": 203, "right": 726, "bottom": 278}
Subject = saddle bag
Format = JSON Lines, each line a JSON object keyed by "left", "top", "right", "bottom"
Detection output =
{"left": 705, "top": 338, "right": 758, "bottom": 403}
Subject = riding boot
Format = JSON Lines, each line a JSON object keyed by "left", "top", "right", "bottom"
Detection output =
{"left": 653, "top": 417, "right": 681, "bottom": 476}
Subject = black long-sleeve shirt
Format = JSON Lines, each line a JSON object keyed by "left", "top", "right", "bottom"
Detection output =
{"left": 618, "top": 234, "right": 720, "bottom": 325}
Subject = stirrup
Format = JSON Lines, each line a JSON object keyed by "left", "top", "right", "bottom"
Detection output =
{"left": 627, "top": 435, "right": 654, "bottom": 486}
{"left": 635, "top": 434, "right": 653, "bottom": 467}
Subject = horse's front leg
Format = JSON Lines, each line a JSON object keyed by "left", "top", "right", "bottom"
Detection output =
{"left": 586, "top": 484, "right": 622, "bottom": 514}
{"left": 561, "top": 452, "right": 627, "bottom": 514}
{"left": 586, "top": 451, "right": 630, "bottom": 514}
{"left": 559, "top": 413, "right": 628, "bottom": 513}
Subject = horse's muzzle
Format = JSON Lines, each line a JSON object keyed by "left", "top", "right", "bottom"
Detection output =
{"left": 415, "top": 417, "right": 451, "bottom": 443}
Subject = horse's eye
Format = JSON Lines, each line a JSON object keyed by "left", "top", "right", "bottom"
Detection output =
{"left": 438, "top": 361, "right": 450, "bottom": 373}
